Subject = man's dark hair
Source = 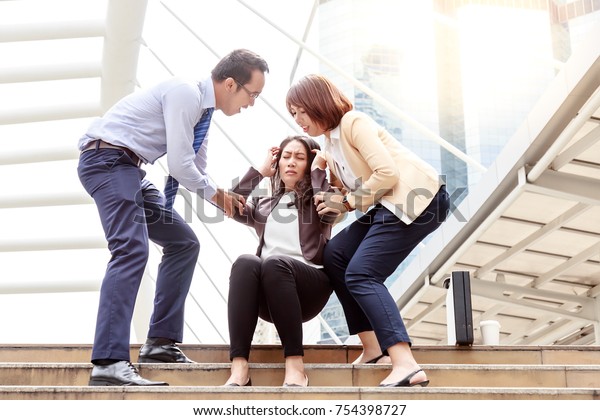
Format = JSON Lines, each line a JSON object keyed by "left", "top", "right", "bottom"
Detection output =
{"left": 211, "top": 49, "right": 269, "bottom": 84}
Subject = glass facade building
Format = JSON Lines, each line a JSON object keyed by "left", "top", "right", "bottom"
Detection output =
{"left": 316, "top": 0, "right": 600, "bottom": 342}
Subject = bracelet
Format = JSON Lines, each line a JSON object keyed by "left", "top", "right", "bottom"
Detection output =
{"left": 342, "top": 195, "right": 353, "bottom": 212}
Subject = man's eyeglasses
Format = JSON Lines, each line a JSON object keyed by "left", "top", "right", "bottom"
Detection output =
{"left": 234, "top": 79, "right": 260, "bottom": 99}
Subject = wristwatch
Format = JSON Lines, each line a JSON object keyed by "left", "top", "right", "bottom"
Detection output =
{"left": 342, "top": 195, "right": 354, "bottom": 212}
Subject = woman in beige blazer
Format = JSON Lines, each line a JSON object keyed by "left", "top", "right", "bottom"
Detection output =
{"left": 286, "top": 74, "right": 450, "bottom": 387}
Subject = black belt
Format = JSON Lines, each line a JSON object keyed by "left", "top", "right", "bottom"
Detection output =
{"left": 82, "top": 140, "right": 143, "bottom": 167}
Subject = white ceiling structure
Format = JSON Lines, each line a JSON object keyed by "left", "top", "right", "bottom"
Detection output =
{"left": 1, "top": 0, "right": 599, "bottom": 348}
{"left": 395, "top": 31, "right": 600, "bottom": 346}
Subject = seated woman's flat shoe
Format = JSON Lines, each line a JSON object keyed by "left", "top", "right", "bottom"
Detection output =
{"left": 224, "top": 377, "right": 252, "bottom": 387}
{"left": 379, "top": 369, "right": 429, "bottom": 387}
{"left": 283, "top": 374, "right": 309, "bottom": 387}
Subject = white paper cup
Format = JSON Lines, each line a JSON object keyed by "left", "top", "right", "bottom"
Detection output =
{"left": 480, "top": 320, "right": 501, "bottom": 345}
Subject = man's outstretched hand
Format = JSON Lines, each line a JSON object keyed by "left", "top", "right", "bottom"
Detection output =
{"left": 213, "top": 188, "right": 246, "bottom": 218}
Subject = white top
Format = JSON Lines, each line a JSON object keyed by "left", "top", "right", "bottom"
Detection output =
{"left": 325, "top": 126, "right": 358, "bottom": 190}
{"left": 78, "top": 76, "right": 218, "bottom": 200}
{"left": 261, "top": 193, "right": 321, "bottom": 269}
{"left": 325, "top": 124, "right": 410, "bottom": 223}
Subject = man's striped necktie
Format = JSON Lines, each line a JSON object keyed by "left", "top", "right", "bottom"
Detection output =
{"left": 164, "top": 107, "right": 214, "bottom": 210}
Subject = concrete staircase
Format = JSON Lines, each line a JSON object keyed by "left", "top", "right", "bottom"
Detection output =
{"left": 1, "top": 344, "right": 599, "bottom": 400}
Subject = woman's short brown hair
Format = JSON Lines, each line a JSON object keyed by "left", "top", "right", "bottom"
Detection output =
{"left": 286, "top": 74, "right": 353, "bottom": 131}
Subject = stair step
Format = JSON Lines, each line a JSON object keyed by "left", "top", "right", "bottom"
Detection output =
{"left": 1, "top": 363, "right": 599, "bottom": 388}
{"left": 2, "top": 345, "right": 599, "bottom": 401}
{"left": 0, "top": 385, "right": 597, "bottom": 400}
{"left": 2, "top": 344, "right": 600, "bottom": 365}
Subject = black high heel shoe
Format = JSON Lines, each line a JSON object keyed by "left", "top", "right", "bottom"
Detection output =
{"left": 365, "top": 354, "right": 385, "bottom": 364}
{"left": 379, "top": 369, "right": 429, "bottom": 387}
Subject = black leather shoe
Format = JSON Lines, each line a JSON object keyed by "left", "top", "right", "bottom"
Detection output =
{"left": 138, "top": 338, "right": 195, "bottom": 363}
{"left": 89, "top": 361, "right": 168, "bottom": 386}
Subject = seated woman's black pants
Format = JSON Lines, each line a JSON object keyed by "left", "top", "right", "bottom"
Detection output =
{"left": 228, "top": 254, "right": 332, "bottom": 360}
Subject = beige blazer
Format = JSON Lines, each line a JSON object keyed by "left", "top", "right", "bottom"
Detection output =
{"left": 324, "top": 111, "right": 443, "bottom": 224}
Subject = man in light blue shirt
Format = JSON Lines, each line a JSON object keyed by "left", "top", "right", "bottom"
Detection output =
{"left": 77, "top": 49, "right": 269, "bottom": 386}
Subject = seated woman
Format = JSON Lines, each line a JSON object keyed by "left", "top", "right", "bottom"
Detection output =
{"left": 224, "top": 135, "right": 333, "bottom": 387}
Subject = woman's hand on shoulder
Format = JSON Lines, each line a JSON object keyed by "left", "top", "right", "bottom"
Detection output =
{"left": 257, "top": 146, "right": 279, "bottom": 177}
{"left": 311, "top": 149, "right": 327, "bottom": 171}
